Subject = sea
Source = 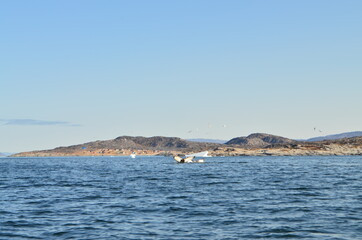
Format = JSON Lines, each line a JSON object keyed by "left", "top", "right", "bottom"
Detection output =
{"left": 1, "top": 156, "right": 362, "bottom": 240}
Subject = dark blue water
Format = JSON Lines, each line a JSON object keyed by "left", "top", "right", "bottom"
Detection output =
{"left": 1, "top": 156, "right": 362, "bottom": 240}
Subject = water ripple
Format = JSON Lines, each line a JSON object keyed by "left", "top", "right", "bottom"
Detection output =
{"left": 1, "top": 156, "right": 362, "bottom": 239}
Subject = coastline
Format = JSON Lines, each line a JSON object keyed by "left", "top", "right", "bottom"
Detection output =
{"left": 11, "top": 144, "right": 362, "bottom": 157}
{"left": 10, "top": 134, "right": 362, "bottom": 158}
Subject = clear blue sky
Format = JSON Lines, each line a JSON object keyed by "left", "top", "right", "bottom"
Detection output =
{"left": 1, "top": 0, "right": 362, "bottom": 153}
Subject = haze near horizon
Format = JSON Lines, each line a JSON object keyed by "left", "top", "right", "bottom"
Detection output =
{"left": 1, "top": 0, "right": 361, "bottom": 153}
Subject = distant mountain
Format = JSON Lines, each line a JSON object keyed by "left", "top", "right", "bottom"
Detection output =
{"left": 305, "top": 131, "right": 362, "bottom": 142}
{"left": 225, "top": 133, "right": 297, "bottom": 148}
{"left": 187, "top": 138, "right": 227, "bottom": 144}
{"left": 0, "top": 152, "right": 13, "bottom": 157}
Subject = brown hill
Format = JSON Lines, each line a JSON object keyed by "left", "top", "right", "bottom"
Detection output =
{"left": 84, "top": 136, "right": 221, "bottom": 150}
{"left": 12, "top": 136, "right": 222, "bottom": 157}
{"left": 225, "top": 133, "right": 297, "bottom": 148}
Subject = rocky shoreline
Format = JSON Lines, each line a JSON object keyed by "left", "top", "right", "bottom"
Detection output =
{"left": 12, "top": 146, "right": 362, "bottom": 157}
{"left": 209, "top": 144, "right": 362, "bottom": 156}
{"left": 11, "top": 134, "right": 362, "bottom": 157}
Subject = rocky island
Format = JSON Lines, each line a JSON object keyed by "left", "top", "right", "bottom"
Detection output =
{"left": 11, "top": 133, "right": 362, "bottom": 157}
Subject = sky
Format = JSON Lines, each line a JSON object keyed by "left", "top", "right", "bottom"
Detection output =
{"left": 1, "top": 0, "right": 362, "bottom": 153}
